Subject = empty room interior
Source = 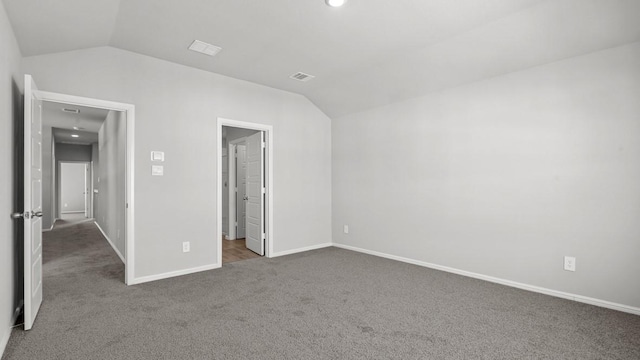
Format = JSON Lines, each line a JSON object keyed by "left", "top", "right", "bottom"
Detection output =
{"left": 1, "top": 0, "right": 639, "bottom": 359}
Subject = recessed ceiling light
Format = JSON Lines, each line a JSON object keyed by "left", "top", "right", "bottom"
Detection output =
{"left": 62, "top": 108, "right": 80, "bottom": 114}
{"left": 188, "top": 40, "right": 222, "bottom": 57}
{"left": 72, "top": 126, "right": 85, "bottom": 130}
{"left": 71, "top": 134, "right": 79, "bottom": 138}
{"left": 326, "top": 0, "right": 346, "bottom": 7}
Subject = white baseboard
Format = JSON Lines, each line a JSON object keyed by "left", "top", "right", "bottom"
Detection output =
{"left": 333, "top": 243, "right": 640, "bottom": 316}
{"left": 94, "top": 221, "right": 125, "bottom": 264}
{"left": 271, "top": 242, "right": 333, "bottom": 258}
{"left": 1, "top": 304, "right": 22, "bottom": 357}
{"left": 42, "top": 223, "right": 55, "bottom": 232}
{"left": 61, "top": 211, "right": 84, "bottom": 214}
{"left": 128, "top": 263, "right": 221, "bottom": 285}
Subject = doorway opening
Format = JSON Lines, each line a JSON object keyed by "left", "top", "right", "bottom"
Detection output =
{"left": 22, "top": 74, "right": 135, "bottom": 330}
{"left": 38, "top": 93, "right": 133, "bottom": 279}
{"left": 217, "top": 118, "right": 273, "bottom": 266}
{"left": 58, "top": 161, "right": 92, "bottom": 221}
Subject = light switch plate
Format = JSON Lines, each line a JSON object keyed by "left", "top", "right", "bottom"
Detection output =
{"left": 564, "top": 256, "right": 576, "bottom": 272}
{"left": 152, "top": 165, "right": 164, "bottom": 176}
{"left": 151, "top": 151, "right": 165, "bottom": 162}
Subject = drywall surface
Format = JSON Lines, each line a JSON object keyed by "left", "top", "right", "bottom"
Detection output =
{"left": 95, "top": 111, "right": 126, "bottom": 256}
{"left": 22, "top": 46, "right": 332, "bottom": 279}
{"left": 0, "top": 1, "right": 21, "bottom": 355}
{"left": 60, "top": 163, "right": 86, "bottom": 213}
{"left": 55, "top": 143, "right": 92, "bottom": 162}
{"left": 333, "top": 42, "right": 640, "bottom": 309}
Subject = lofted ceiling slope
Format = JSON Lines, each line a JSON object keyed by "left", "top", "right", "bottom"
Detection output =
{"left": 4, "top": 0, "right": 640, "bottom": 118}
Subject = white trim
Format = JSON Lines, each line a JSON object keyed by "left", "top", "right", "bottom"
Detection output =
{"left": 128, "top": 263, "right": 220, "bottom": 285}
{"left": 37, "top": 89, "right": 135, "bottom": 285}
{"left": 94, "top": 221, "right": 125, "bottom": 264}
{"left": 271, "top": 243, "right": 333, "bottom": 258}
{"left": 42, "top": 223, "right": 55, "bottom": 232}
{"left": 61, "top": 211, "right": 84, "bottom": 214}
{"left": 217, "top": 118, "right": 274, "bottom": 265}
{"left": 0, "top": 305, "right": 22, "bottom": 356}
{"left": 333, "top": 243, "right": 640, "bottom": 316}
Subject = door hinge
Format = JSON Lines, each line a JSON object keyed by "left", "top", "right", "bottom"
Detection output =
{"left": 261, "top": 187, "right": 266, "bottom": 194}
{"left": 262, "top": 142, "right": 266, "bottom": 149}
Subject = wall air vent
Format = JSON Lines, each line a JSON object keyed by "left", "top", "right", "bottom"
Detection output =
{"left": 289, "top": 72, "right": 315, "bottom": 82}
{"left": 188, "top": 40, "right": 222, "bottom": 57}
{"left": 62, "top": 108, "right": 80, "bottom": 114}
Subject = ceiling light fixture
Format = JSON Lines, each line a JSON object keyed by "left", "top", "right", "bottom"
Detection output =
{"left": 71, "top": 134, "right": 79, "bottom": 138}
{"left": 326, "top": 0, "right": 346, "bottom": 7}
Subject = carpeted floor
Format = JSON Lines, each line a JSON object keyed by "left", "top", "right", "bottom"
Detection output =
{"left": 3, "top": 221, "right": 640, "bottom": 359}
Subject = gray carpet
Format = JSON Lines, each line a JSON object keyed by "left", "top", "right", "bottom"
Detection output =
{"left": 3, "top": 221, "right": 639, "bottom": 359}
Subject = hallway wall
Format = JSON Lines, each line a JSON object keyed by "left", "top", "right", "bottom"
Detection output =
{"left": 0, "top": 0, "right": 22, "bottom": 354}
{"left": 95, "top": 110, "right": 126, "bottom": 259}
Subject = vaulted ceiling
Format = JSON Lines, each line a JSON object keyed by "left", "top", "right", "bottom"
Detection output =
{"left": 4, "top": 0, "right": 640, "bottom": 118}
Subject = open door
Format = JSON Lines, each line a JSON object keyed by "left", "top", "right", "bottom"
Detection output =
{"left": 23, "top": 74, "right": 44, "bottom": 330}
{"left": 245, "top": 132, "right": 264, "bottom": 255}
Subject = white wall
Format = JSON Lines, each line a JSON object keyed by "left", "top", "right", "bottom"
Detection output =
{"left": 332, "top": 42, "right": 640, "bottom": 309}
{"left": 22, "top": 46, "right": 332, "bottom": 279}
{"left": 95, "top": 110, "right": 126, "bottom": 257}
{"left": 60, "top": 163, "right": 86, "bottom": 213}
{"left": 0, "top": 1, "right": 22, "bottom": 354}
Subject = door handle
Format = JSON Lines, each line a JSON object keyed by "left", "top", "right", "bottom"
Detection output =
{"left": 243, "top": 196, "right": 249, "bottom": 201}
{"left": 32, "top": 211, "right": 43, "bottom": 218}
{"left": 11, "top": 212, "right": 25, "bottom": 219}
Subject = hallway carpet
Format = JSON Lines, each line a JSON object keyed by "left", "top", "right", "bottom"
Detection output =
{"left": 3, "top": 221, "right": 640, "bottom": 359}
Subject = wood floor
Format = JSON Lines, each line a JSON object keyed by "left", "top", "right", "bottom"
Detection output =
{"left": 222, "top": 238, "right": 262, "bottom": 264}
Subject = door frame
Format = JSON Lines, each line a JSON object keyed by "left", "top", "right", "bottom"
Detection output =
{"left": 37, "top": 90, "right": 136, "bottom": 285}
{"left": 57, "top": 161, "right": 92, "bottom": 218}
{"left": 217, "top": 118, "right": 273, "bottom": 264}
{"left": 227, "top": 137, "right": 247, "bottom": 240}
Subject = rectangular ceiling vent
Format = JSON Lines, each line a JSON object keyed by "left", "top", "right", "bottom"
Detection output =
{"left": 188, "top": 40, "right": 222, "bottom": 57}
{"left": 290, "top": 72, "right": 315, "bottom": 82}
{"left": 62, "top": 108, "right": 80, "bottom": 114}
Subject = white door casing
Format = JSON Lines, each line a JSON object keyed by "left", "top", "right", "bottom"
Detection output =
{"left": 245, "top": 132, "right": 264, "bottom": 255}
{"left": 24, "top": 74, "right": 44, "bottom": 330}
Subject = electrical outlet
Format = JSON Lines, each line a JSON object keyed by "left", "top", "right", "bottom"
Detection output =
{"left": 343, "top": 225, "right": 349, "bottom": 234}
{"left": 564, "top": 256, "right": 576, "bottom": 272}
{"left": 182, "top": 241, "right": 190, "bottom": 253}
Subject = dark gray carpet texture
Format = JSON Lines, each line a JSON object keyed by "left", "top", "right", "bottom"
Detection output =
{"left": 3, "top": 220, "right": 639, "bottom": 359}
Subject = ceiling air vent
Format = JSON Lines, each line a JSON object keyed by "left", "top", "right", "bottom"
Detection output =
{"left": 290, "top": 72, "right": 315, "bottom": 82}
{"left": 188, "top": 40, "right": 222, "bottom": 57}
{"left": 62, "top": 108, "right": 80, "bottom": 114}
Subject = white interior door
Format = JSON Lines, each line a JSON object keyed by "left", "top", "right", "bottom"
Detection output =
{"left": 24, "top": 74, "right": 44, "bottom": 330}
{"left": 236, "top": 145, "right": 247, "bottom": 239}
{"left": 245, "top": 132, "right": 264, "bottom": 255}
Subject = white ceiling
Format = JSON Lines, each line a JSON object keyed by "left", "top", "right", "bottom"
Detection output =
{"left": 42, "top": 101, "right": 109, "bottom": 144}
{"left": 5, "top": 0, "right": 640, "bottom": 118}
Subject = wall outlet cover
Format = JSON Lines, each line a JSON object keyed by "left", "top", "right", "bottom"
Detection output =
{"left": 564, "top": 256, "right": 576, "bottom": 272}
{"left": 182, "top": 241, "right": 190, "bottom": 253}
